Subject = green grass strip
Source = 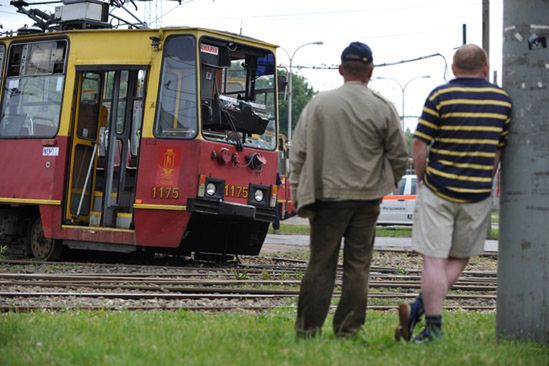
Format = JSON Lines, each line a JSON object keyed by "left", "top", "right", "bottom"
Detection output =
{"left": 270, "top": 224, "right": 499, "bottom": 240}
{"left": 270, "top": 223, "right": 413, "bottom": 237}
{"left": 1, "top": 310, "right": 547, "bottom": 366}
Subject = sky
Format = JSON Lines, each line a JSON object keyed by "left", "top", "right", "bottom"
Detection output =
{"left": 0, "top": 0, "right": 504, "bottom": 131}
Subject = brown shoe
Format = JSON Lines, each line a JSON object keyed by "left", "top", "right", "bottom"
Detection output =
{"left": 394, "top": 303, "right": 413, "bottom": 341}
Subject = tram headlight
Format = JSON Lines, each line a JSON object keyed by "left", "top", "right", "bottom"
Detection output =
{"left": 248, "top": 184, "right": 271, "bottom": 207}
{"left": 206, "top": 183, "right": 217, "bottom": 196}
{"left": 197, "top": 175, "right": 224, "bottom": 201}
{"left": 254, "top": 189, "right": 264, "bottom": 202}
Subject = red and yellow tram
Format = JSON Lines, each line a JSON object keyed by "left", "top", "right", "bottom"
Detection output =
{"left": 0, "top": 25, "right": 283, "bottom": 260}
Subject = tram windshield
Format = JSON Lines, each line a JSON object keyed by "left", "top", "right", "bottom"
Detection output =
{"left": 153, "top": 35, "right": 277, "bottom": 150}
{"left": 0, "top": 45, "right": 4, "bottom": 90}
{"left": 0, "top": 40, "right": 66, "bottom": 138}
{"left": 154, "top": 35, "right": 198, "bottom": 139}
{"left": 200, "top": 41, "right": 277, "bottom": 150}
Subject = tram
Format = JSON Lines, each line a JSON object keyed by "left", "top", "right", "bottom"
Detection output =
{"left": 0, "top": 1, "right": 284, "bottom": 260}
{"left": 276, "top": 135, "right": 296, "bottom": 222}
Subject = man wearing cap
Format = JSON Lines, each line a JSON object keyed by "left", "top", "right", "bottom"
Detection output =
{"left": 290, "top": 41, "right": 408, "bottom": 338}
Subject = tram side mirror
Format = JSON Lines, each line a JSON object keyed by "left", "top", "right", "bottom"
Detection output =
{"left": 278, "top": 75, "right": 287, "bottom": 96}
{"left": 219, "top": 47, "right": 231, "bottom": 67}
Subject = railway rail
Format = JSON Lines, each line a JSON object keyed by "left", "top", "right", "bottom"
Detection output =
{"left": 0, "top": 254, "right": 497, "bottom": 313}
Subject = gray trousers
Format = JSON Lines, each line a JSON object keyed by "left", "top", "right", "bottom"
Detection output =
{"left": 295, "top": 203, "right": 379, "bottom": 337}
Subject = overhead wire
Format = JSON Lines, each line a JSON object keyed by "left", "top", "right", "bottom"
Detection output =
{"left": 183, "top": 0, "right": 493, "bottom": 23}
{"left": 283, "top": 52, "right": 449, "bottom": 81}
{"left": 148, "top": 0, "right": 196, "bottom": 26}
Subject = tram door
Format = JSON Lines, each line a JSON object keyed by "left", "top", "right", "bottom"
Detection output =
{"left": 65, "top": 68, "right": 146, "bottom": 228}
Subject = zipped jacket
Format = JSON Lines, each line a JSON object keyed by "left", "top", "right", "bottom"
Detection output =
{"left": 290, "top": 81, "right": 408, "bottom": 217}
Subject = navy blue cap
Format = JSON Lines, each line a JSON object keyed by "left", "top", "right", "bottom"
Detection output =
{"left": 341, "top": 42, "right": 373, "bottom": 64}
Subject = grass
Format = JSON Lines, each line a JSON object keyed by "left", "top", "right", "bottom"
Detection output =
{"left": 270, "top": 223, "right": 413, "bottom": 238}
{"left": 1, "top": 310, "right": 548, "bottom": 366}
{"left": 491, "top": 209, "right": 499, "bottom": 224}
{"left": 270, "top": 223, "right": 499, "bottom": 240}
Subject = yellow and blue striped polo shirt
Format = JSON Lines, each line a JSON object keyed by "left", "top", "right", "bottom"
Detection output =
{"left": 414, "top": 77, "right": 512, "bottom": 203}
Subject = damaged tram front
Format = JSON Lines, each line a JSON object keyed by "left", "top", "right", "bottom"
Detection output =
{"left": 0, "top": 27, "right": 282, "bottom": 260}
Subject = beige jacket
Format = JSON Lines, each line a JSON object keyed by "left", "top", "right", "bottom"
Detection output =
{"left": 289, "top": 81, "right": 408, "bottom": 217}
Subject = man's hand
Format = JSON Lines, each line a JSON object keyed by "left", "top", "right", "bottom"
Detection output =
{"left": 412, "top": 138, "right": 428, "bottom": 183}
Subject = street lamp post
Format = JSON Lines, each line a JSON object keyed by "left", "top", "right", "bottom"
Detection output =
{"left": 375, "top": 75, "right": 431, "bottom": 129}
{"left": 280, "top": 41, "right": 323, "bottom": 144}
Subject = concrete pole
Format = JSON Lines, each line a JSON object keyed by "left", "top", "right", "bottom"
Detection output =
{"left": 498, "top": 0, "right": 549, "bottom": 343}
{"left": 287, "top": 60, "right": 293, "bottom": 144}
{"left": 482, "top": 0, "right": 490, "bottom": 53}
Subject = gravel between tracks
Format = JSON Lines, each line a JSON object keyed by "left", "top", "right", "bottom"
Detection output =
{"left": 0, "top": 244, "right": 497, "bottom": 311}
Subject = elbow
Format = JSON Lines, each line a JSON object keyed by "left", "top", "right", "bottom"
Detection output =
{"left": 412, "top": 139, "right": 427, "bottom": 158}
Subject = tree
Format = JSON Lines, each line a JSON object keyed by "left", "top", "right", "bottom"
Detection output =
{"left": 277, "top": 70, "right": 317, "bottom": 137}
{"left": 404, "top": 129, "right": 414, "bottom": 155}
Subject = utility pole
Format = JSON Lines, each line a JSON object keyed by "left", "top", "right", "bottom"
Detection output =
{"left": 482, "top": 0, "right": 490, "bottom": 53}
{"left": 498, "top": 0, "right": 549, "bottom": 343}
{"left": 281, "top": 41, "right": 323, "bottom": 145}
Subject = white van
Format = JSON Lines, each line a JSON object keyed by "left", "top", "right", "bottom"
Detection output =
{"left": 377, "top": 174, "right": 417, "bottom": 226}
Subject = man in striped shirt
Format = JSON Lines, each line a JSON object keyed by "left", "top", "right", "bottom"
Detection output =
{"left": 395, "top": 44, "right": 512, "bottom": 343}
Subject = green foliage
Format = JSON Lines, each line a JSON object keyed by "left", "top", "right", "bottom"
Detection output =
{"left": 404, "top": 130, "right": 414, "bottom": 155}
{"left": 271, "top": 223, "right": 498, "bottom": 240}
{"left": 377, "top": 227, "right": 413, "bottom": 238}
{"left": 270, "top": 223, "right": 412, "bottom": 238}
{"left": 234, "top": 271, "right": 249, "bottom": 280}
{"left": 269, "top": 223, "right": 310, "bottom": 235}
{"left": 1, "top": 311, "right": 548, "bottom": 366}
{"left": 278, "top": 70, "right": 317, "bottom": 137}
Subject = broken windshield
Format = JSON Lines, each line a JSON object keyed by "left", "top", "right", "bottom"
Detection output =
{"left": 200, "top": 40, "right": 276, "bottom": 151}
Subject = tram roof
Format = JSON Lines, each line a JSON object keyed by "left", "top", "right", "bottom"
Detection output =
{"left": 0, "top": 26, "right": 279, "bottom": 49}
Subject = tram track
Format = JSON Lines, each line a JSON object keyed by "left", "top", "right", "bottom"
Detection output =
{"left": 0, "top": 263, "right": 497, "bottom": 313}
{"left": 0, "top": 276, "right": 496, "bottom": 291}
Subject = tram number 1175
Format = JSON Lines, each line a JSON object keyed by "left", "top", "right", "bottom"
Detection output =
{"left": 151, "top": 186, "right": 180, "bottom": 199}
{"left": 225, "top": 184, "right": 248, "bottom": 198}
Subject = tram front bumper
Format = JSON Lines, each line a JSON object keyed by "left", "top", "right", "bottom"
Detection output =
{"left": 187, "top": 198, "right": 276, "bottom": 223}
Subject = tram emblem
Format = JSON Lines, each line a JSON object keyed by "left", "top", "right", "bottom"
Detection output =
{"left": 156, "top": 147, "right": 181, "bottom": 186}
{"left": 161, "top": 148, "right": 176, "bottom": 177}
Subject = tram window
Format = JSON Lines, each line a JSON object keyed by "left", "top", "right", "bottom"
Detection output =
{"left": 131, "top": 100, "right": 143, "bottom": 156}
{"left": 26, "top": 42, "right": 66, "bottom": 76}
{"left": 154, "top": 35, "right": 197, "bottom": 139}
{"left": 0, "top": 44, "right": 4, "bottom": 86}
{"left": 0, "top": 40, "right": 66, "bottom": 138}
{"left": 116, "top": 70, "right": 129, "bottom": 135}
{"left": 130, "top": 69, "right": 146, "bottom": 157}
{"left": 77, "top": 73, "right": 101, "bottom": 141}
{"left": 7, "top": 45, "right": 22, "bottom": 77}
{"left": 135, "top": 69, "right": 146, "bottom": 98}
{"left": 101, "top": 71, "right": 129, "bottom": 136}
{"left": 201, "top": 49, "right": 277, "bottom": 151}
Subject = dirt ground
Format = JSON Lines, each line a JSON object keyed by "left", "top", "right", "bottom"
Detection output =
{"left": 260, "top": 243, "right": 498, "bottom": 274}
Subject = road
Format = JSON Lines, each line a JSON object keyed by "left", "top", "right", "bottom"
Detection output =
{"left": 266, "top": 216, "right": 499, "bottom": 252}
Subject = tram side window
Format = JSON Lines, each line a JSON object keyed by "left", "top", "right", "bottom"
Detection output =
{"left": 0, "top": 40, "right": 66, "bottom": 138}
{"left": 0, "top": 44, "right": 4, "bottom": 89}
{"left": 154, "top": 36, "right": 197, "bottom": 139}
{"left": 131, "top": 70, "right": 147, "bottom": 156}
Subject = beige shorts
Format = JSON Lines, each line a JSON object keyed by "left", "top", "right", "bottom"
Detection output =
{"left": 411, "top": 183, "right": 491, "bottom": 258}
